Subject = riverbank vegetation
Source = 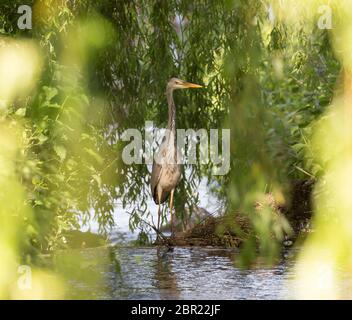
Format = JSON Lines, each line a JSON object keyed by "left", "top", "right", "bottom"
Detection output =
{"left": 0, "top": 0, "right": 350, "bottom": 299}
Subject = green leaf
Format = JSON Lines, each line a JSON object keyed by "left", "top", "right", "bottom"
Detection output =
{"left": 92, "top": 174, "right": 102, "bottom": 188}
{"left": 84, "top": 148, "right": 103, "bottom": 164}
{"left": 15, "top": 108, "right": 26, "bottom": 117}
{"left": 54, "top": 145, "right": 67, "bottom": 161}
{"left": 37, "top": 134, "right": 48, "bottom": 143}
{"left": 292, "top": 143, "right": 306, "bottom": 153}
{"left": 43, "top": 86, "right": 58, "bottom": 101}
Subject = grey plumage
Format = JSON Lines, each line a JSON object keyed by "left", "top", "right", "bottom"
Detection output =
{"left": 150, "top": 77, "right": 202, "bottom": 238}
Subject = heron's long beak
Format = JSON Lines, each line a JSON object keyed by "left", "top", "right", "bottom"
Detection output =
{"left": 183, "top": 82, "right": 203, "bottom": 88}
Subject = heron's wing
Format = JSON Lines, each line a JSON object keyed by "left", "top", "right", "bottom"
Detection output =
{"left": 150, "top": 134, "right": 164, "bottom": 203}
{"left": 151, "top": 158, "right": 162, "bottom": 199}
{"left": 151, "top": 162, "right": 171, "bottom": 204}
{"left": 150, "top": 137, "right": 171, "bottom": 204}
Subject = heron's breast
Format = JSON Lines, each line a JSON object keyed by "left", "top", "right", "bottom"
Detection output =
{"left": 158, "top": 164, "right": 182, "bottom": 192}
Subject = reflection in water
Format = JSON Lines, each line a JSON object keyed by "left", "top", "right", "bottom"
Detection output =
{"left": 153, "top": 247, "right": 181, "bottom": 299}
{"left": 63, "top": 246, "right": 298, "bottom": 299}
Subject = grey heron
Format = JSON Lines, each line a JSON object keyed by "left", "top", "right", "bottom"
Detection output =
{"left": 150, "top": 77, "right": 202, "bottom": 239}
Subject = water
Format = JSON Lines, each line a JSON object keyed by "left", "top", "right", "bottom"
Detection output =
{"left": 63, "top": 246, "right": 296, "bottom": 300}
{"left": 74, "top": 178, "right": 297, "bottom": 300}
{"left": 83, "top": 175, "right": 221, "bottom": 238}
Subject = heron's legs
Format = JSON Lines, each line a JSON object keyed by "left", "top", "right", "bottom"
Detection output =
{"left": 156, "top": 191, "right": 162, "bottom": 241}
{"left": 156, "top": 203, "right": 161, "bottom": 241}
{"left": 169, "top": 189, "right": 175, "bottom": 237}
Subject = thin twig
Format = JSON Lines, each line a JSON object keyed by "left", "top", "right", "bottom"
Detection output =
{"left": 140, "top": 217, "right": 169, "bottom": 244}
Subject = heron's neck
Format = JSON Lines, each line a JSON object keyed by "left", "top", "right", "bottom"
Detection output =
{"left": 166, "top": 87, "right": 176, "bottom": 135}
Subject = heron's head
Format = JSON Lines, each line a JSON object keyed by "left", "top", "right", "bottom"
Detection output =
{"left": 167, "top": 77, "right": 203, "bottom": 90}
